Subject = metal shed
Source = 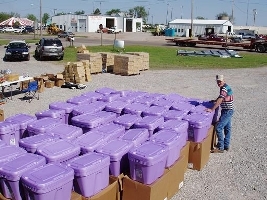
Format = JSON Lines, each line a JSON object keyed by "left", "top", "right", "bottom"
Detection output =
{"left": 168, "top": 19, "right": 233, "bottom": 37}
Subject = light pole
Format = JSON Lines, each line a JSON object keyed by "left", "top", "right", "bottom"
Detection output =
{"left": 166, "top": 3, "right": 169, "bottom": 25}
{"left": 246, "top": 0, "right": 249, "bottom": 26}
{"left": 190, "top": 0, "right": 194, "bottom": 37}
{"left": 253, "top": 9, "right": 257, "bottom": 26}
{"left": 40, "top": 0, "right": 42, "bottom": 37}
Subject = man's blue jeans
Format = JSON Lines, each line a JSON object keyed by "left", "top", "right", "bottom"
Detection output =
{"left": 216, "top": 109, "right": 234, "bottom": 150}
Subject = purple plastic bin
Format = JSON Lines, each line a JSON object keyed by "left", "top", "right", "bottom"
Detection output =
{"left": 162, "top": 110, "right": 188, "bottom": 121}
{"left": 164, "top": 93, "right": 186, "bottom": 103}
{"left": 71, "top": 111, "right": 117, "bottom": 132}
{"left": 112, "top": 90, "right": 132, "bottom": 97}
{"left": 124, "top": 102, "right": 149, "bottom": 116}
{"left": 150, "top": 130, "right": 182, "bottom": 167}
{"left": 115, "top": 96, "right": 136, "bottom": 103}
{"left": 97, "top": 93, "right": 121, "bottom": 102}
{"left": 27, "top": 118, "right": 61, "bottom": 136}
{"left": 145, "top": 93, "right": 165, "bottom": 101}
{"left": 74, "top": 130, "right": 109, "bottom": 154}
{"left": 158, "top": 119, "right": 189, "bottom": 146}
{"left": 0, "top": 154, "right": 46, "bottom": 200}
{"left": 72, "top": 101, "right": 107, "bottom": 117}
{"left": 36, "top": 139, "right": 80, "bottom": 163}
{"left": 134, "top": 96, "right": 155, "bottom": 106}
{"left": 49, "top": 102, "right": 78, "bottom": 124}
{"left": 45, "top": 124, "right": 83, "bottom": 140}
{"left": 0, "top": 146, "right": 27, "bottom": 199}
{"left": 67, "top": 95, "right": 92, "bottom": 105}
{"left": 197, "top": 101, "right": 221, "bottom": 123}
{"left": 183, "top": 113, "right": 211, "bottom": 142}
{"left": 35, "top": 109, "right": 65, "bottom": 124}
{"left": 134, "top": 116, "right": 165, "bottom": 137}
{"left": 96, "top": 139, "right": 134, "bottom": 176}
{"left": 185, "top": 98, "right": 203, "bottom": 106}
{"left": 128, "top": 141, "right": 168, "bottom": 184}
{"left": 0, "top": 139, "right": 6, "bottom": 147}
{"left": 5, "top": 114, "right": 37, "bottom": 138}
{"left": 142, "top": 106, "right": 169, "bottom": 117}
{"left": 95, "top": 87, "right": 117, "bottom": 95}
{"left": 171, "top": 101, "right": 196, "bottom": 113}
{"left": 0, "top": 121, "right": 20, "bottom": 146}
{"left": 120, "top": 128, "right": 149, "bottom": 147}
{"left": 66, "top": 152, "right": 110, "bottom": 197}
{"left": 105, "top": 101, "right": 130, "bottom": 116}
{"left": 126, "top": 91, "right": 147, "bottom": 98}
{"left": 19, "top": 134, "right": 59, "bottom": 153}
{"left": 113, "top": 114, "right": 142, "bottom": 130}
{"left": 81, "top": 91, "right": 104, "bottom": 102}
{"left": 21, "top": 163, "right": 74, "bottom": 200}
{"left": 94, "top": 123, "right": 125, "bottom": 140}
{"left": 152, "top": 99, "right": 173, "bottom": 109}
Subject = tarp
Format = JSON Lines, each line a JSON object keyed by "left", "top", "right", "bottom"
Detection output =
{"left": 0, "top": 17, "right": 34, "bottom": 26}
{"left": 177, "top": 49, "right": 243, "bottom": 58}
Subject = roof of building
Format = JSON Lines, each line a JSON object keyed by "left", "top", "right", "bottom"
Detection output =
{"left": 169, "top": 19, "right": 232, "bottom": 26}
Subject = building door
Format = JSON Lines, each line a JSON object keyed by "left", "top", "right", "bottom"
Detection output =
{"left": 71, "top": 23, "right": 77, "bottom": 32}
{"left": 79, "top": 19, "right": 86, "bottom": 32}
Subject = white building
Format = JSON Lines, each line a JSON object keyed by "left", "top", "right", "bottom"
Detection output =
{"left": 51, "top": 14, "right": 143, "bottom": 33}
{"left": 168, "top": 19, "right": 233, "bottom": 37}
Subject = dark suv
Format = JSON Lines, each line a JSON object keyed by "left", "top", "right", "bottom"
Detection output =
{"left": 34, "top": 38, "right": 64, "bottom": 60}
{"left": 4, "top": 40, "right": 30, "bottom": 61}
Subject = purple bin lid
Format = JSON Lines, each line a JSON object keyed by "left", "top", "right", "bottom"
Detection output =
{"left": 183, "top": 113, "right": 211, "bottom": 128}
{"left": 113, "top": 114, "right": 142, "bottom": 129}
{"left": 97, "top": 93, "right": 121, "bottom": 102}
{"left": 120, "top": 128, "right": 149, "bottom": 146}
{"left": 36, "top": 139, "right": 80, "bottom": 163}
{"left": 49, "top": 102, "right": 78, "bottom": 114}
{"left": 145, "top": 93, "right": 165, "bottom": 101}
{"left": 171, "top": 102, "right": 196, "bottom": 113}
{"left": 96, "top": 139, "right": 134, "bottom": 161}
{"left": 95, "top": 123, "right": 125, "bottom": 137}
{"left": 0, "top": 121, "right": 20, "bottom": 135}
{"left": 115, "top": 96, "right": 136, "bottom": 103}
{"left": 184, "top": 98, "right": 203, "bottom": 106}
{"left": 158, "top": 119, "right": 189, "bottom": 132}
{"left": 112, "top": 90, "right": 132, "bottom": 97}
{"left": 21, "top": 163, "right": 74, "bottom": 193}
{"left": 45, "top": 124, "right": 83, "bottom": 140}
{"left": 95, "top": 87, "right": 117, "bottom": 95}
{"left": 67, "top": 96, "right": 92, "bottom": 105}
{"left": 0, "top": 154, "right": 46, "bottom": 181}
{"left": 105, "top": 101, "right": 130, "bottom": 114}
{"left": 72, "top": 101, "right": 107, "bottom": 116}
{"left": 142, "top": 106, "right": 169, "bottom": 117}
{"left": 134, "top": 116, "right": 164, "bottom": 130}
{"left": 75, "top": 130, "right": 108, "bottom": 152}
{"left": 150, "top": 129, "right": 182, "bottom": 149}
{"left": 5, "top": 114, "right": 37, "bottom": 130}
{"left": 152, "top": 99, "right": 173, "bottom": 109}
{"left": 164, "top": 93, "right": 186, "bottom": 103}
{"left": 0, "top": 139, "right": 6, "bottom": 147}
{"left": 126, "top": 91, "right": 147, "bottom": 98}
{"left": 66, "top": 152, "right": 110, "bottom": 177}
{"left": 163, "top": 110, "right": 188, "bottom": 121}
{"left": 19, "top": 134, "right": 59, "bottom": 153}
{"left": 0, "top": 146, "right": 27, "bottom": 164}
{"left": 191, "top": 104, "right": 213, "bottom": 114}
{"left": 35, "top": 109, "right": 65, "bottom": 119}
{"left": 27, "top": 118, "right": 61, "bottom": 134}
{"left": 128, "top": 141, "right": 168, "bottom": 166}
{"left": 124, "top": 103, "right": 149, "bottom": 116}
{"left": 81, "top": 91, "right": 104, "bottom": 102}
{"left": 134, "top": 96, "right": 155, "bottom": 106}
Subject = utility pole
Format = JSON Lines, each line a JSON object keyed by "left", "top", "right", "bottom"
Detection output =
{"left": 190, "top": 0, "right": 194, "bottom": 37}
{"left": 253, "top": 9, "right": 257, "bottom": 26}
{"left": 231, "top": 0, "right": 234, "bottom": 24}
{"left": 40, "top": 0, "right": 42, "bottom": 37}
{"left": 246, "top": 0, "right": 249, "bottom": 26}
{"left": 166, "top": 3, "right": 169, "bottom": 25}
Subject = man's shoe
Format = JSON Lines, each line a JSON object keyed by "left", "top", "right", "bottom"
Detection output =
{"left": 211, "top": 148, "right": 224, "bottom": 153}
{"left": 225, "top": 147, "right": 230, "bottom": 152}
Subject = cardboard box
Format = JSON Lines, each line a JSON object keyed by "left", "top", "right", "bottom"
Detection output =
{"left": 55, "top": 79, "right": 64, "bottom": 87}
{"left": 167, "top": 155, "right": 186, "bottom": 199}
{"left": 188, "top": 126, "right": 214, "bottom": 171}
{"left": 122, "top": 171, "right": 169, "bottom": 200}
{"left": 180, "top": 141, "right": 190, "bottom": 173}
{"left": 5, "top": 73, "right": 19, "bottom": 81}
{"left": 45, "top": 80, "right": 55, "bottom": 88}
{"left": 71, "top": 175, "right": 121, "bottom": 200}
{"left": 56, "top": 73, "right": 64, "bottom": 79}
{"left": 0, "top": 109, "right": 4, "bottom": 121}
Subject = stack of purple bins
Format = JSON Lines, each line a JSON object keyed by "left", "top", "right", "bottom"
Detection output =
{"left": 113, "top": 114, "right": 142, "bottom": 130}
{"left": 72, "top": 101, "right": 107, "bottom": 117}
{"left": 35, "top": 109, "right": 66, "bottom": 124}
{"left": 66, "top": 95, "right": 93, "bottom": 105}
{"left": 0, "top": 121, "right": 22, "bottom": 146}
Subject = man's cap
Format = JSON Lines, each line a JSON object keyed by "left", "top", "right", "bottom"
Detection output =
{"left": 216, "top": 75, "right": 224, "bottom": 81}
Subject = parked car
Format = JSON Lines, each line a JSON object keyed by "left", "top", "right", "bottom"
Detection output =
{"left": 242, "top": 33, "right": 256, "bottom": 39}
{"left": 21, "top": 26, "right": 35, "bottom": 33}
{"left": 4, "top": 40, "right": 30, "bottom": 61}
{"left": 58, "top": 31, "right": 75, "bottom": 38}
{"left": 107, "top": 27, "right": 122, "bottom": 34}
{"left": 34, "top": 38, "right": 64, "bottom": 61}
{"left": 2, "top": 27, "right": 16, "bottom": 33}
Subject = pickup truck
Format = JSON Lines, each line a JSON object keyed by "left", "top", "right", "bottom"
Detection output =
{"left": 217, "top": 32, "right": 243, "bottom": 39}
{"left": 107, "top": 27, "right": 122, "bottom": 34}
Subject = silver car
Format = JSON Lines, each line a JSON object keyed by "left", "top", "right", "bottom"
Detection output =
{"left": 34, "top": 38, "right": 64, "bottom": 61}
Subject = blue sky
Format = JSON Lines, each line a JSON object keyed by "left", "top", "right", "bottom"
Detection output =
{"left": 0, "top": 0, "right": 267, "bottom": 26}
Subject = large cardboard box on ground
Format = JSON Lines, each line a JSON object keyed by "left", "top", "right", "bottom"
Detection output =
{"left": 0, "top": 109, "right": 4, "bottom": 121}
{"left": 180, "top": 141, "right": 190, "bottom": 173}
{"left": 125, "top": 52, "right": 149, "bottom": 71}
{"left": 33, "top": 77, "right": 45, "bottom": 93}
{"left": 77, "top": 53, "right": 102, "bottom": 74}
{"left": 71, "top": 175, "right": 122, "bottom": 200}
{"left": 188, "top": 125, "right": 214, "bottom": 171}
{"left": 113, "top": 55, "right": 140, "bottom": 76}
{"left": 63, "top": 61, "right": 91, "bottom": 83}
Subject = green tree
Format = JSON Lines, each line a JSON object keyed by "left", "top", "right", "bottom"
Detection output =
{"left": 10, "top": 12, "right": 20, "bottom": 18}
{"left": 26, "top": 14, "right": 37, "bottom": 22}
{"left": 106, "top": 9, "right": 121, "bottom": 15}
{"left": 42, "top": 13, "right": 50, "bottom": 25}
{"left": 74, "top": 10, "right": 85, "bottom": 15}
{"left": 0, "top": 12, "right": 12, "bottom": 23}
{"left": 216, "top": 12, "right": 234, "bottom": 23}
{"left": 128, "top": 6, "right": 148, "bottom": 23}
{"left": 93, "top": 8, "right": 101, "bottom": 15}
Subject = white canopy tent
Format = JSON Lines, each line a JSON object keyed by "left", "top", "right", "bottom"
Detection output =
{"left": 0, "top": 17, "right": 34, "bottom": 26}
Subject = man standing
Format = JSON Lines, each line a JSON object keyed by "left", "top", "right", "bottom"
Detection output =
{"left": 206, "top": 75, "right": 234, "bottom": 153}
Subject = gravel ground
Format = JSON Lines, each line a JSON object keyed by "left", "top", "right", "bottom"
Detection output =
{"left": 0, "top": 44, "right": 267, "bottom": 200}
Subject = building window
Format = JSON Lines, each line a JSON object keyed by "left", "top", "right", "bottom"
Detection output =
{"left": 181, "top": 29, "right": 184, "bottom": 32}
{"left": 178, "top": 29, "right": 180, "bottom": 32}
{"left": 60, "top": 25, "right": 62, "bottom": 29}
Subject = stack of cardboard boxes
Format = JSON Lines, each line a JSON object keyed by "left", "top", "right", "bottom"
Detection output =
{"left": 63, "top": 61, "right": 91, "bottom": 84}
{"left": 77, "top": 53, "right": 102, "bottom": 74}
{"left": 125, "top": 52, "right": 149, "bottom": 71}
{"left": 113, "top": 55, "right": 140, "bottom": 76}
